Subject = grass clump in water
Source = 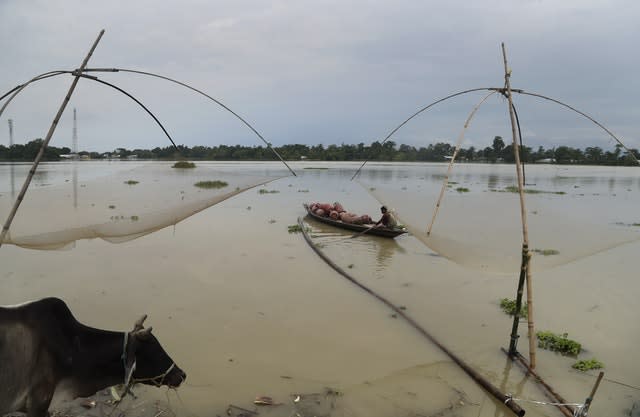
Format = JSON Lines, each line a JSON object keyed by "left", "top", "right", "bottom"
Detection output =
{"left": 455, "top": 187, "right": 470, "bottom": 193}
{"left": 258, "top": 189, "right": 280, "bottom": 194}
{"left": 533, "top": 248, "right": 560, "bottom": 256}
{"left": 504, "top": 185, "right": 565, "bottom": 195}
{"left": 304, "top": 167, "right": 328, "bottom": 170}
{"left": 172, "top": 161, "right": 196, "bottom": 169}
{"left": 572, "top": 358, "right": 604, "bottom": 372}
{"left": 194, "top": 180, "right": 228, "bottom": 189}
{"left": 288, "top": 224, "right": 309, "bottom": 233}
{"left": 536, "top": 331, "right": 581, "bottom": 356}
{"left": 499, "top": 298, "right": 527, "bottom": 318}
{"left": 124, "top": 180, "right": 139, "bottom": 185}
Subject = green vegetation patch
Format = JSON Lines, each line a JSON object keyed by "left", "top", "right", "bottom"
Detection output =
{"left": 632, "top": 223, "right": 640, "bottom": 227}
{"left": 124, "top": 180, "right": 139, "bottom": 185}
{"left": 455, "top": 187, "right": 470, "bottom": 193}
{"left": 288, "top": 224, "right": 310, "bottom": 233}
{"left": 536, "top": 331, "right": 581, "bottom": 356}
{"left": 172, "top": 161, "right": 196, "bottom": 169}
{"left": 572, "top": 358, "right": 604, "bottom": 372}
{"left": 499, "top": 298, "right": 528, "bottom": 318}
{"left": 505, "top": 185, "right": 566, "bottom": 195}
{"left": 533, "top": 248, "right": 560, "bottom": 256}
{"left": 258, "top": 189, "right": 280, "bottom": 194}
{"left": 303, "top": 167, "right": 328, "bottom": 170}
{"left": 194, "top": 180, "right": 228, "bottom": 189}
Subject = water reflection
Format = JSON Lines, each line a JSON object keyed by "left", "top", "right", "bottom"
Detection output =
{"left": 487, "top": 173, "right": 499, "bottom": 190}
{"left": 374, "top": 238, "right": 403, "bottom": 272}
{"left": 10, "top": 163, "right": 15, "bottom": 198}
{"left": 73, "top": 161, "right": 78, "bottom": 209}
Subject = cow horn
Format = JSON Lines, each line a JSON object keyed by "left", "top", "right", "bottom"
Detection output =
{"left": 132, "top": 314, "right": 148, "bottom": 332}
{"left": 134, "top": 326, "right": 153, "bottom": 339}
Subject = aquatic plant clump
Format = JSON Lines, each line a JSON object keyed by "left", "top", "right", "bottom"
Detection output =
{"left": 172, "top": 161, "right": 196, "bottom": 169}
{"left": 533, "top": 248, "right": 560, "bottom": 256}
{"left": 536, "top": 331, "right": 581, "bottom": 356}
{"left": 499, "top": 298, "right": 528, "bottom": 318}
{"left": 194, "top": 180, "right": 228, "bottom": 189}
{"left": 124, "top": 180, "right": 139, "bottom": 185}
{"left": 288, "top": 224, "right": 310, "bottom": 233}
{"left": 455, "top": 187, "right": 470, "bottom": 193}
{"left": 572, "top": 358, "right": 604, "bottom": 372}
{"left": 504, "top": 185, "right": 566, "bottom": 195}
{"left": 258, "top": 189, "right": 280, "bottom": 194}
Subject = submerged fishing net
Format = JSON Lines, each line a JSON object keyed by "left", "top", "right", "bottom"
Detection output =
{"left": 0, "top": 162, "right": 283, "bottom": 250}
{"left": 358, "top": 164, "right": 640, "bottom": 273}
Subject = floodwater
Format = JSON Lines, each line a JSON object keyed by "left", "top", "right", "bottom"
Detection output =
{"left": 0, "top": 161, "right": 638, "bottom": 417}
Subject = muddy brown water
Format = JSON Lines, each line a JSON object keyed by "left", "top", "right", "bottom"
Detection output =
{"left": 1, "top": 161, "right": 639, "bottom": 417}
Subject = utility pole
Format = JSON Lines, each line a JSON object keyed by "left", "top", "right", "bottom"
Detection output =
{"left": 8, "top": 119, "right": 13, "bottom": 146}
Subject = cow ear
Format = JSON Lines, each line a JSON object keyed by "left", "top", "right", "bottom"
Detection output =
{"left": 132, "top": 314, "right": 148, "bottom": 332}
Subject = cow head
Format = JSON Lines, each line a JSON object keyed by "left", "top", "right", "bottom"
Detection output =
{"left": 123, "top": 315, "right": 186, "bottom": 388}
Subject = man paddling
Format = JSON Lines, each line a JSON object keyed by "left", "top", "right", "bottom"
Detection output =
{"left": 375, "top": 205, "right": 398, "bottom": 228}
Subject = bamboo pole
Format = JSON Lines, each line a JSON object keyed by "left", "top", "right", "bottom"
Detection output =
{"left": 502, "top": 349, "right": 575, "bottom": 417}
{"left": 501, "top": 43, "right": 536, "bottom": 368}
{"left": 581, "top": 371, "right": 604, "bottom": 416}
{"left": 524, "top": 250, "right": 536, "bottom": 368}
{"left": 426, "top": 91, "right": 496, "bottom": 236}
{"left": 0, "top": 30, "right": 105, "bottom": 249}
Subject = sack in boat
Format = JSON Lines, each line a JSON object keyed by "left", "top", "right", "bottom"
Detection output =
{"left": 339, "top": 212, "right": 358, "bottom": 224}
{"left": 333, "top": 202, "right": 345, "bottom": 213}
{"left": 315, "top": 208, "right": 326, "bottom": 216}
{"left": 318, "top": 203, "right": 333, "bottom": 212}
{"left": 352, "top": 214, "right": 371, "bottom": 225}
{"left": 329, "top": 210, "right": 339, "bottom": 220}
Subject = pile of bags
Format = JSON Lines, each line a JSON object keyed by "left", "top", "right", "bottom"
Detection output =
{"left": 308, "top": 202, "right": 373, "bottom": 225}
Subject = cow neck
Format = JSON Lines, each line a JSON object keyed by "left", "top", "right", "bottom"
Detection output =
{"left": 71, "top": 325, "right": 126, "bottom": 393}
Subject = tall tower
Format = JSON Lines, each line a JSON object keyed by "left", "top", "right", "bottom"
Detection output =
{"left": 72, "top": 108, "right": 78, "bottom": 154}
{"left": 8, "top": 119, "right": 13, "bottom": 146}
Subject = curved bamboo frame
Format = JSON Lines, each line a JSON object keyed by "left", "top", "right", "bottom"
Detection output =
{"left": 350, "top": 87, "right": 638, "bottom": 180}
{"left": 0, "top": 68, "right": 296, "bottom": 176}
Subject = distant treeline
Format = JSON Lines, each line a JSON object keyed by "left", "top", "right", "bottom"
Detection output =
{"left": 1, "top": 137, "right": 638, "bottom": 166}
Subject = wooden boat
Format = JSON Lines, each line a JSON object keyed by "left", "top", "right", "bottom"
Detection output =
{"left": 303, "top": 203, "right": 407, "bottom": 238}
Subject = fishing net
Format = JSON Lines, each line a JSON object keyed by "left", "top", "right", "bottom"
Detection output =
{"left": 0, "top": 162, "right": 284, "bottom": 250}
{"left": 358, "top": 164, "right": 640, "bottom": 273}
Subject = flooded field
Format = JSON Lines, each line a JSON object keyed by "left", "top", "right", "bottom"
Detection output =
{"left": 1, "top": 161, "right": 639, "bottom": 417}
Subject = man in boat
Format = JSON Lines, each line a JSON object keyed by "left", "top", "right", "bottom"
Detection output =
{"left": 375, "top": 206, "right": 398, "bottom": 228}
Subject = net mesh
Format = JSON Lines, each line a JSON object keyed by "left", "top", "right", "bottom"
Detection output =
{"left": 0, "top": 162, "right": 282, "bottom": 250}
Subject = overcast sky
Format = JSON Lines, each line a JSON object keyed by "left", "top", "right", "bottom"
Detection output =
{"left": 0, "top": 0, "right": 638, "bottom": 153}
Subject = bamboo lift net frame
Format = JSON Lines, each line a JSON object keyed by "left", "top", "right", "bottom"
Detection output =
{"left": 0, "top": 30, "right": 298, "bottom": 251}
{"left": 349, "top": 43, "right": 634, "bottom": 416}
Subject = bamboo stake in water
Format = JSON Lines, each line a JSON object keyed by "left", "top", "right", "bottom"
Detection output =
{"left": 0, "top": 30, "right": 105, "bottom": 249}
{"left": 426, "top": 91, "right": 496, "bottom": 236}
{"left": 501, "top": 42, "right": 536, "bottom": 368}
